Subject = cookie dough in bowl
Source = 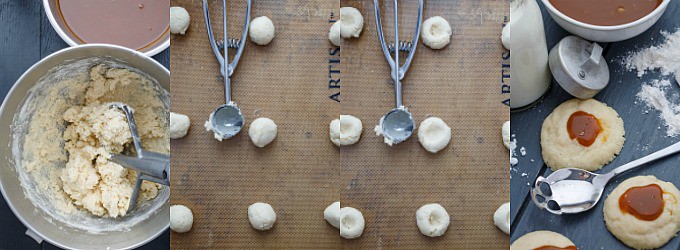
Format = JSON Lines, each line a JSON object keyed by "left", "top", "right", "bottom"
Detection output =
{"left": 510, "top": 230, "right": 577, "bottom": 250}
{"left": 541, "top": 99, "right": 625, "bottom": 171}
{"left": 603, "top": 175, "right": 680, "bottom": 250}
{"left": 0, "top": 45, "right": 170, "bottom": 249}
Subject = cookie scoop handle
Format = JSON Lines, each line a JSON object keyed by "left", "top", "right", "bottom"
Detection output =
{"left": 610, "top": 141, "right": 680, "bottom": 176}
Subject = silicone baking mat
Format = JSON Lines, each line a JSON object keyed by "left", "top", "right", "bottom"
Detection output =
{"left": 340, "top": 0, "right": 509, "bottom": 249}
{"left": 169, "top": 0, "right": 341, "bottom": 249}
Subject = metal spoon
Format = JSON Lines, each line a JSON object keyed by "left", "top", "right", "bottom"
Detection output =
{"left": 531, "top": 141, "right": 680, "bottom": 215}
{"left": 203, "top": 0, "right": 251, "bottom": 139}
{"left": 373, "top": 0, "right": 423, "bottom": 145}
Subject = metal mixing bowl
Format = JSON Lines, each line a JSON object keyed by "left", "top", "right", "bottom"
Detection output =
{"left": 0, "top": 44, "right": 169, "bottom": 249}
{"left": 42, "top": 0, "right": 170, "bottom": 57}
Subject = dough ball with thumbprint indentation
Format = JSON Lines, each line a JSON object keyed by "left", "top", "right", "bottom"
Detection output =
{"left": 416, "top": 203, "right": 450, "bottom": 237}
{"left": 421, "top": 16, "right": 452, "bottom": 49}
{"left": 417, "top": 117, "right": 451, "bottom": 153}
{"left": 340, "top": 207, "right": 365, "bottom": 239}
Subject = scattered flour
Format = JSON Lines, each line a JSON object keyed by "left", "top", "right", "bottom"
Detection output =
{"left": 624, "top": 30, "right": 680, "bottom": 79}
{"left": 624, "top": 30, "right": 680, "bottom": 137}
{"left": 509, "top": 134, "right": 518, "bottom": 166}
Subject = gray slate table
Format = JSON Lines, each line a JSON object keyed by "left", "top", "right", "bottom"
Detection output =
{"left": 510, "top": 1, "right": 680, "bottom": 249}
{"left": 0, "top": 1, "right": 169, "bottom": 249}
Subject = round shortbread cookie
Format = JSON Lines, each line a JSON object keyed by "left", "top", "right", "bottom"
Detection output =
{"left": 541, "top": 99, "right": 625, "bottom": 171}
{"left": 510, "top": 231, "right": 576, "bottom": 250}
{"left": 604, "top": 176, "right": 680, "bottom": 250}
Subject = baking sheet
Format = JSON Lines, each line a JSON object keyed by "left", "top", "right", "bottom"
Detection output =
{"left": 340, "top": 0, "right": 509, "bottom": 249}
{"left": 169, "top": 0, "right": 341, "bottom": 249}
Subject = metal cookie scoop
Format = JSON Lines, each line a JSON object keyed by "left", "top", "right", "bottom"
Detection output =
{"left": 373, "top": 0, "right": 423, "bottom": 145}
{"left": 203, "top": 0, "right": 251, "bottom": 139}
{"left": 108, "top": 103, "right": 170, "bottom": 214}
{"left": 531, "top": 141, "right": 680, "bottom": 215}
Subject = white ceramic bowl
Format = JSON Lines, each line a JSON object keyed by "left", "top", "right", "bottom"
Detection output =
{"left": 541, "top": 0, "right": 670, "bottom": 42}
{"left": 42, "top": 0, "right": 170, "bottom": 57}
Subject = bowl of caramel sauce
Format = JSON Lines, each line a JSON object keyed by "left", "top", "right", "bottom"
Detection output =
{"left": 541, "top": 0, "right": 670, "bottom": 42}
{"left": 43, "top": 0, "right": 170, "bottom": 56}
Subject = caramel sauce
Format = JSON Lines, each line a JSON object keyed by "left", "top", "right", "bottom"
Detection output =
{"left": 534, "top": 245, "right": 578, "bottom": 250}
{"left": 549, "top": 0, "right": 662, "bottom": 26}
{"left": 619, "top": 184, "right": 665, "bottom": 221}
{"left": 567, "top": 111, "right": 602, "bottom": 147}
{"left": 57, "top": 0, "right": 169, "bottom": 50}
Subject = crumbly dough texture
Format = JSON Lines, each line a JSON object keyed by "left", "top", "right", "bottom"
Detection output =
{"left": 170, "top": 112, "right": 190, "bottom": 139}
{"left": 416, "top": 203, "right": 450, "bottom": 237}
{"left": 248, "top": 117, "right": 277, "bottom": 147}
{"left": 417, "top": 117, "right": 451, "bottom": 153}
{"left": 502, "top": 121, "right": 510, "bottom": 150}
{"left": 494, "top": 202, "right": 510, "bottom": 235}
{"left": 510, "top": 230, "right": 575, "bottom": 250}
{"left": 249, "top": 16, "right": 276, "bottom": 45}
{"left": 170, "top": 204, "right": 194, "bottom": 233}
{"left": 604, "top": 176, "right": 680, "bottom": 250}
{"left": 170, "top": 7, "right": 190, "bottom": 35}
{"left": 248, "top": 202, "right": 277, "bottom": 230}
{"left": 541, "top": 99, "right": 625, "bottom": 171}
{"left": 23, "top": 64, "right": 168, "bottom": 219}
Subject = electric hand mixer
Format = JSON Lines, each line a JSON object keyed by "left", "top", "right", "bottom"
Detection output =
{"left": 108, "top": 102, "right": 170, "bottom": 213}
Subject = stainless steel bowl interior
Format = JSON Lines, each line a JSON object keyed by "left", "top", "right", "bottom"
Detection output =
{"left": 0, "top": 44, "right": 169, "bottom": 250}
{"left": 42, "top": 0, "right": 170, "bottom": 57}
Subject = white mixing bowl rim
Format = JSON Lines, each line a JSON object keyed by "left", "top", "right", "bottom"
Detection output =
{"left": 0, "top": 43, "right": 169, "bottom": 250}
{"left": 541, "top": 0, "right": 670, "bottom": 31}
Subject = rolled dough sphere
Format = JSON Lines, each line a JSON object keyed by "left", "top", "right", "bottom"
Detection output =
{"left": 324, "top": 201, "right": 341, "bottom": 228}
{"left": 493, "top": 202, "right": 510, "bottom": 235}
{"left": 249, "top": 16, "right": 275, "bottom": 45}
{"left": 502, "top": 121, "right": 510, "bottom": 150}
{"left": 248, "top": 202, "right": 277, "bottom": 230}
{"left": 510, "top": 231, "right": 576, "bottom": 250}
{"left": 339, "top": 7, "right": 363, "bottom": 38}
{"left": 421, "top": 16, "right": 452, "bottom": 49}
{"left": 249, "top": 117, "right": 277, "bottom": 148}
{"left": 340, "top": 207, "right": 364, "bottom": 239}
{"left": 170, "top": 7, "right": 190, "bottom": 35}
{"left": 329, "top": 21, "right": 341, "bottom": 47}
{"left": 170, "top": 205, "right": 193, "bottom": 233}
{"left": 417, "top": 117, "right": 451, "bottom": 153}
{"left": 170, "top": 112, "right": 190, "bottom": 139}
{"left": 604, "top": 176, "right": 680, "bottom": 250}
{"left": 416, "top": 203, "right": 450, "bottom": 237}
{"left": 541, "top": 99, "right": 625, "bottom": 171}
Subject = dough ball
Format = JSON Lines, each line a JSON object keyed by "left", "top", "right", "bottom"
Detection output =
{"left": 170, "top": 205, "right": 193, "bottom": 233}
{"left": 416, "top": 203, "right": 450, "bottom": 237}
{"left": 421, "top": 16, "right": 452, "bottom": 49}
{"left": 329, "top": 21, "right": 341, "bottom": 47}
{"left": 501, "top": 24, "right": 510, "bottom": 50}
{"left": 493, "top": 202, "right": 510, "bottom": 235}
{"left": 510, "top": 231, "right": 576, "bottom": 250}
{"left": 170, "top": 112, "right": 190, "bottom": 139}
{"left": 248, "top": 202, "right": 277, "bottom": 230}
{"left": 340, "top": 206, "right": 365, "bottom": 239}
{"left": 324, "top": 201, "right": 341, "bottom": 229}
{"left": 604, "top": 176, "right": 680, "bottom": 249}
{"left": 170, "top": 7, "right": 190, "bottom": 35}
{"left": 330, "top": 115, "right": 362, "bottom": 146}
{"left": 249, "top": 16, "right": 275, "bottom": 45}
{"left": 249, "top": 117, "right": 277, "bottom": 147}
{"left": 417, "top": 117, "right": 451, "bottom": 153}
{"left": 502, "top": 121, "right": 510, "bottom": 150}
{"left": 541, "top": 99, "right": 625, "bottom": 171}
{"left": 340, "top": 7, "right": 363, "bottom": 38}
